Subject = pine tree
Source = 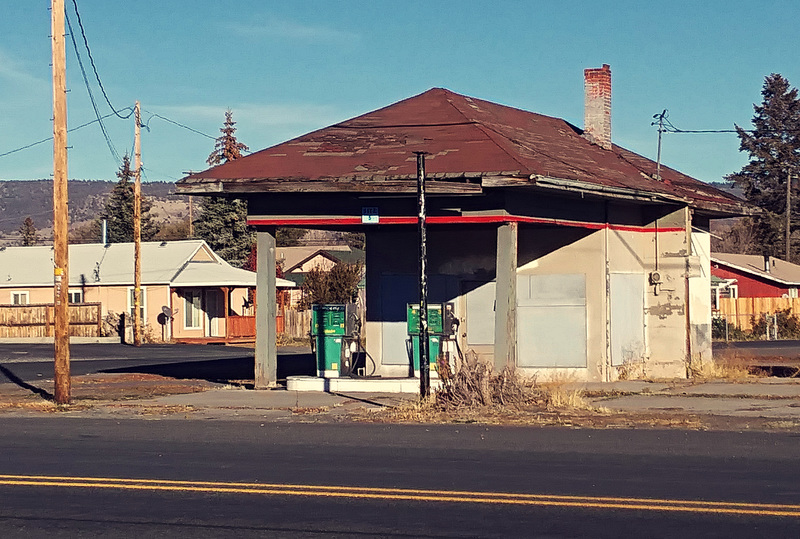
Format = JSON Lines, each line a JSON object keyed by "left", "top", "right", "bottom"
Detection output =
{"left": 195, "top": 110, "right": 255, "bottom": 267}
{"left": 207, "top": 109, "right": 249, "bottom": 165}
{"left": 728, "top": 74, "right": 800, "bottom": 259}
{"left": 99, "top": 155, "right": 159, "bottom": 243}
{"left": 19, "top": 217, "right": 39, "bottom": 246}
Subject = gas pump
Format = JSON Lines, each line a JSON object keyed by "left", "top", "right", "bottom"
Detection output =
{"left": 407, "top": 302, "right": 457, "bottom": 376}
{"left": 310, "top": 303, "right": 374, "bottom": 378}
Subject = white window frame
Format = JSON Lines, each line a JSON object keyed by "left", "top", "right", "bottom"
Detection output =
{"left": 790, "top": 288, "right": 799, "bottom": 299}
{"left": 127, "top": 286, "right": 146, "bottom": 321}
{"left": 183, "top": 289, "right": 202, "bottom": 330}
{"left": 68, "top": 290, "right": 84, "bottom": 304}
{"left": 11, "top": 291, "right": 29, "bottom": 305}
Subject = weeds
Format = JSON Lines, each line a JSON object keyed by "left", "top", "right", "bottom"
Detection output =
{"left": 690, "top": 356, "right": 753, "bottom": 381}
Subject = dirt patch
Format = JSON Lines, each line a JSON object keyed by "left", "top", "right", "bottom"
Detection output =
{"left": 0, "top": 372, "right": 220, "bottom": 412}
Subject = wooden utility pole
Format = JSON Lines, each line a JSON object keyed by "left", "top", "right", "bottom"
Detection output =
{"left": 787, "top": 172, "right": 792, "bottom": 261}
{"left": 51, "top": 0, "right": 70, "bottom": 404}
{"left": 133, "top": 101, "right": 143, "bottom": 346}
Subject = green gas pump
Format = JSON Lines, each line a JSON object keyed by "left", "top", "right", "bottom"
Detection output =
{"left": 407, "top": 303, "right": 454, "bottom": 374}
{"left": 310, "top": 304, "right": 351, "bottom": 378}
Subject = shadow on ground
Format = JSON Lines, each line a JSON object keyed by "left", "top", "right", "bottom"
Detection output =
{"left": 99, "top": 352, "right": 317, "bottom": 386}
{"left": 0, "top": 364, "right": 54, "bottom": 401}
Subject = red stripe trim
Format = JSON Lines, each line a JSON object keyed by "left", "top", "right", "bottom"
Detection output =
{"left": 247, "top": 215, "right": 685, "bottom": 233}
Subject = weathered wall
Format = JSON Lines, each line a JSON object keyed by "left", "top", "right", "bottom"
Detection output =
{"left": 364, "top": 205, "right": 693, "bottom": 381}
{"left": 689, "top": 224, "right": 712, "bottom": 368}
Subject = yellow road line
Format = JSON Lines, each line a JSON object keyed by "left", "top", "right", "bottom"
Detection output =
{"left": 0, "top": 474, "right": 796, "bottom": 518}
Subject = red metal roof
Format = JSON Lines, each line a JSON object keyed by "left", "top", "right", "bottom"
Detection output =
{"left": 179, "top": 88, "right": 748, "bottom": 215}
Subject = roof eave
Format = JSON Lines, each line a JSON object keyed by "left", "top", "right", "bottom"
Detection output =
{"left": 525, "top": 175, "right": 755, "bottom": 217}
{"left": 711, "top": 257, "right": 800, "bottom": 286}
{"left": 526, "top": 175, "right": 688, "bottom": 205}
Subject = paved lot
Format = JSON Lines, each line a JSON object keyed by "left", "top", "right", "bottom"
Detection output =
{"left": 3, "top": 342, "right": 800, "bottom": 430}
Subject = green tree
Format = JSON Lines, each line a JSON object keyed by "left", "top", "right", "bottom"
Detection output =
{"left": 729, "top": 73, "right": 800, "bottom": 259}
{"left": 277, "top": 227, "right": 307, "bottom": 247}
{"left": 195, "top": 110, "right": 255, "bottom": 267}
{"left": 99, "top": 155, "right": 159, "bottom": 243}
{"left": 300, "top": 262, "right": 363, "bottom": 308}
{"left": 18, "top": 216, "right": 39, "bottom": 246}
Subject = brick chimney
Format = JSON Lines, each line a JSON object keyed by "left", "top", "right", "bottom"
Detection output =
{"left": 584, "top": 64, "right": 612, "bottom": 150}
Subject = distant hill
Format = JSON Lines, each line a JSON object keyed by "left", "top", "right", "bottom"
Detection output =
{"left": 0, "top": 180, "right": 189, "bottom": 243}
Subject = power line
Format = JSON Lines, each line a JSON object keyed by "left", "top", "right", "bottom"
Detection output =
{"left": 70, "top": 0, "right": 132, "bottom": 120}
{"left": 142, "top": 110, "right": 217, "bottom": 140}
{"left": 653, "top": 110, "right": 800, "bottom": 134}
{"left": 0, "top": 109, "right": 132, "bottom": 159}
{"left": 65, "top": 10, "right": 120, "bottom": 163}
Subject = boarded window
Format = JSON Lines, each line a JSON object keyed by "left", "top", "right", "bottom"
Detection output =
{"left": 463, "top": 281, "right": 495, "bottom": 346}
{"left": 610, "top": 273, "right": 645, "bottom": 366}
{"left": 517, "top": 274, "right": 587, "bottom": 368}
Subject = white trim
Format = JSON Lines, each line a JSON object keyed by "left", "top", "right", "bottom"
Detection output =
{"left": 183, "top": 289, "right": 202, "bottom": 330}
{"left": 68, "top": 289, "right": 84, "bottom": 303}
{"left": 10, "top": 291, "right": 29, "bottom": 305}
{"left": 127, "top": 286, "right": 147, "bottom": 321}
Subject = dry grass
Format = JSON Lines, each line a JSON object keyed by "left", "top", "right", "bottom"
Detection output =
{"left": 691, "top": 357, "right": 754, "bottom": 381}
{"left": 291, "top": 406, "right": 330, "bottom": 415}
{"left": 539, "top": 374, "right": 595, "bottom": 411}
{"left": 372, "top": 351, "right": 606, "bottom": 425}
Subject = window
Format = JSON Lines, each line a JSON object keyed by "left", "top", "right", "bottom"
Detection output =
{"left": 11, "top": 291, "right": 29, "bottom": 305}
{"left": 790, "top": 288, "right": 799, "bottom": 299}
{"left": 127, "top": 287, "right": 146, "bottom": 320}
{"left": 68, "top": 290, "right": 83, "bottom": 304}
{"left": 184, "top": 290, "right": 202, "bottom": 329}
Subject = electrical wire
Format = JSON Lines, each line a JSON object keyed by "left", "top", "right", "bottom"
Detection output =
{"left": 653, "top": 110, "right": 799, "bottom": 134}
{"left": 0, "top": 109, "right": 132, "bottom": 159}
{"left": 70, "top": 0, "right": 132, "bottom": 120}
{"left": 65, "top": 10, "right": 120, "bottom": 163}
{"left": 142, "top": 110, "right": 216, "bottom": 140}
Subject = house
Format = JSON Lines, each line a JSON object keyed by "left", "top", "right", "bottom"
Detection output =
{"left": 178, "top": 65, "right": 752, "bottom": 385}
{"left": 0, "top": 239, "right": 294, "bottom": 343}
{"left": 277, "top": 246, "right": 366, "bottom": 307}
{"left": 711, "top": 253, "right": 800, "bottom": 299}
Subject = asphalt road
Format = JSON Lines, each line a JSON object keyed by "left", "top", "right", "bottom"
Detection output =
{"left": 714, "top": 339, "right": 800, "bottom": 358}
{"left": 0, "top": 343, "right": 315, "bottom": 384}
{"left": 0, "top": 419, "right": 798, "bottom": 537}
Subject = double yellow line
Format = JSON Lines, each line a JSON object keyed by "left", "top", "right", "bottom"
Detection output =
{"left": 0, "top": 474, "right": 797, "bottom": 518}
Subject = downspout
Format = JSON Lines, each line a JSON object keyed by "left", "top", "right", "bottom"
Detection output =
{"left": 684, "top": 207, "right": 693, "bottom": 376}
{"left": 604, "top": 203, "right": 612, "bottom": 382}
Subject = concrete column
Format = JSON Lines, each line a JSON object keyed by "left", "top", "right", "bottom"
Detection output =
{"left": 494, "top": 221, "right": 518, "bottom": 371}
{"left": 255, "top": 228, "right": 277, "bottom": 388}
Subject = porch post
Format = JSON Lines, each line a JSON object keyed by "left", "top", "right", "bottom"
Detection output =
{"left": 494, "top": 221, "right": 518, "bottom": 371}
{"left": 222, "top": 286, "right": 230, "bottom": 341}
{"left": 255, "top": 228, "right": 277, "bottom": 388}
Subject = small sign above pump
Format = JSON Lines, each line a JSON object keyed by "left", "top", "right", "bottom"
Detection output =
{"left": 361, "top": 207, "right": 379, "bottom": 224}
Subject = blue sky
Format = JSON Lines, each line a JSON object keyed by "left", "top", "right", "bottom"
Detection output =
{"left": 1, "top": 0, "right": 799, "bottom": 184}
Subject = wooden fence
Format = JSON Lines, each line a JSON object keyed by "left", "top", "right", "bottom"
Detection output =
{"left": 0, "top": 303, "right": 102, "bottom": 338}
{"left": 282, "top": 309, "right": 312, "bottom": 339}
{"left": 717, "top": 297, "right": 800, "bottom": 331}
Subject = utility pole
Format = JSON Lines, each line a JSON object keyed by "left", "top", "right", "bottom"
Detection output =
{"left": 188, "top": 195, "right": 193, "bottom": 237}
{"left": 416, "top": 151, "right": 430, "bottom": 399}
{"left": 51, "top": 0, "right": 70, "bottom": 404}
{"left": 133, "top": 101, "right": 142, "bottom": 346}
{"left": 787, "top": 171, "right": 793, "bottom": 261}
{"left": 652, "top": 110, "right": 667, "bottom": 181}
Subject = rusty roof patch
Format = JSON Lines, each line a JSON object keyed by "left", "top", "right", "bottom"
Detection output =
{"left": 178, "top": 88, "right": 750, "bottom": 215}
